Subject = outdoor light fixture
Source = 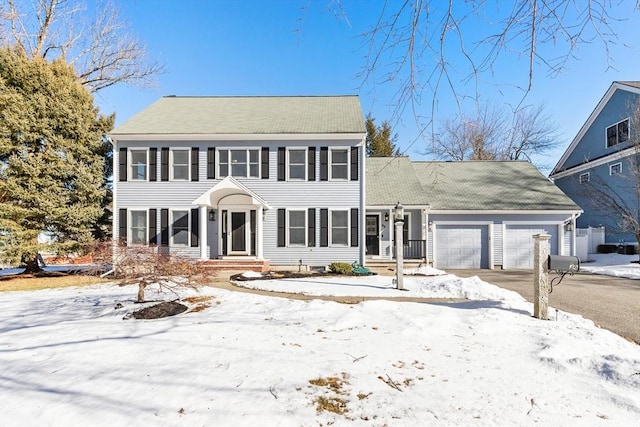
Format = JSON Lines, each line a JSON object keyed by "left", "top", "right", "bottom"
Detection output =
{"left": 394, "top": 201, "right": 404, "bottom": 222}
{"left": 565, "top": 222, "right": 573, "bottom": 231}
{"left": 393, "top": 201, "right": 404, "bottom": 291}
{"left": 384, "top": 212, "right": 389, "bottom": 222}
{"left": 209, "top": 209, "right": 216, "bottom": 221}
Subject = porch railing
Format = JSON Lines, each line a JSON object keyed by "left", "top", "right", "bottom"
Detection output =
{"left": 394, "top": 239, "right": 426, "bottom": 260}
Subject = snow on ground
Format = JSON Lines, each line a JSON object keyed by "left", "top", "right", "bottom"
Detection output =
{"left": 1, "top": 275, "right": 639, "bottom": 427}
{"left": 580, "top": 253, "right": 640, "bottom": 280}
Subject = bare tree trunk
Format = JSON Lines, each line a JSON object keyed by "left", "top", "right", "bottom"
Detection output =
{"left": 23, "top": 256, "right": 42, "bottom": 274}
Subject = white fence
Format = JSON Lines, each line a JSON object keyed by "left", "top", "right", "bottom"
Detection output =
{"left": 576, "top": 227, "right": 605, "bottom": 256}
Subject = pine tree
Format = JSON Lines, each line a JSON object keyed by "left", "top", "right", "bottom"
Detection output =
{"left": 0, "top": 47, "right": 114, "bottom": 272}
{"left": 365, "top": 113, "right": 399, "bottom": 157}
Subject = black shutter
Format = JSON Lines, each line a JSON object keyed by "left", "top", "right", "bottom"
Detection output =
{"left": 277, "top": 209, "right": 286, "bottom": 247}
{"left": 119, "top": 148, "right": 127, "bottom": 181}
{"left": 207, "top": 147, "right": 216, "bottom": 179}
{"left": 320, "top": 208, "right": 328, "bottom": 247}
{"left": 261, "top": 147, "right": 269, "bottom": 179}
{"left": 350, "top": 208, "right": 359, "bottom": 247}
{"left": 350, "top": 146, "right": 359, "bottom": 181}
{"left": 149, "top": 148, "right": 157, "bottom": 182}
{"left": 191, "top": 148, "right": 199, "bottom": 181}
{"left": 320, "top": 147, "right": 328, "bottom": 181}
{"left": 308, "top": 147, "right": 316, "bottom": 181}
{"left": 160, "top": 209, "right": 169, "bottom": 246}
{"left": 308, "top": 208, "right": 316, "bottom": 247}
{"left": 250, "top": 210, "right": 256, "bottom": 255}
{"left": 161, "top": 148, "right": 169, "bottom": 181}
{"left": 149, "top": 209, "right": 157, "bottom": 244}
{"left": 190, "top": 208, "right": 199, "bottom": 247}
{"left": 277, "top": 147, "right": 285, "bottom": 181}
{"left": 118, "top": 208, "right": 127, "bottom": 245}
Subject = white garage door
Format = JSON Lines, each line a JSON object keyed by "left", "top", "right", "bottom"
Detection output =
{"left": 435, "top": 225, "right": 488, "bottom": 269}
{"left": 504, "top": 225, "right": 559, "bottom": 269}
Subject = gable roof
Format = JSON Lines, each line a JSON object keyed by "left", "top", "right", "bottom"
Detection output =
{"left": 550, "top": 81, "right": 640, "bottom": 177}
{"left": 110, "top": 95, "right": 366, "bottom": 136}
{"left": 367, "top": 158, "right": 580, "bottom": 211}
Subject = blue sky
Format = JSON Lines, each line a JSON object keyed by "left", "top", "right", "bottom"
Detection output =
{"left": 96, "top": 0, "right": 640, "bottom": 172}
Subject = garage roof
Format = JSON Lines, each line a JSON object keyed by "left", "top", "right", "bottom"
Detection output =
{"left": 367, "top": 158, "right": 581, "bottom": 211}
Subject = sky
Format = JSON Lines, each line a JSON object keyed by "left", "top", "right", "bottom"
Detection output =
{"left": 95, "top": 0, "right": 640, "bottom": 173}
{"left": 1, "top": 268, "right": 639, "bottom": 426}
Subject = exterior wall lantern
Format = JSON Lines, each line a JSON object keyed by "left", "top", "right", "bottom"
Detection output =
{"left": 384, "top": 212, "right": 389, "bottom": 222}
{"left": 394, "top": 202, "right": 404, "bottom": 290}
{"left": 208, "top": 209, "right": 216, "bottom": 221}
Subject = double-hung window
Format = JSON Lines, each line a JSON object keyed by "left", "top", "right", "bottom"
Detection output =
{"left": 130, "top": 210, "right": 147, "bottom": 244}
{"left": 330, "top": 210, "right": 349, "bottom": 246}
{"left": 171, "top": 210, "right": 189, "bottom": 246}
{"left": 330, "top": 149, "right": 349, "bottom": 180}
{"left": 606, "top": 118, "right": 630, "bottom": 148}
{"left": 288, "top": 210, "right": 306, "bottom": 246}
{"left": 219, "top": 149, "right": 259, "bottom": 178}
{"left": 130, "top": 150, "right": 147, "bottom": 180}
{"left": 288, "top": 149, "right": 306, "bottom": 180}
{"left": 171, "top": 149, "right": 189, "bottom": 180}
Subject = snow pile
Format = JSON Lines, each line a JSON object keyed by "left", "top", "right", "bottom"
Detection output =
{"left": 580, "top": 253, "right": 640, "bottom": 280}
{"left": 404, "top": 265, "right": 447, "bottom": 276}
{"left": 241, "top": 271, "right": 263, "bottom": 278}
{"left": 0, "top": 280, "right": 638, "bottom": 426}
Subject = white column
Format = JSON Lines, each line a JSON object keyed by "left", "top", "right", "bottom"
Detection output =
{"left": 257, "top": 206, "right": 264, "bottom": 259}
{"left": 199, "top": 205, "right": 208, "bottom": 260}
{"left": 388, "top": 208, "right": 394, "bottom": 260}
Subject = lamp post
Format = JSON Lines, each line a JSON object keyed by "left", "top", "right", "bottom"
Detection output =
{"left": 394, "top": 201, "right": 404, "bottom": 290}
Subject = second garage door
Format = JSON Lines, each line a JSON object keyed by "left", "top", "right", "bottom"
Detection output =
{"left": 435, "top": 225, "right": 489, "bottom": 269}
{"left": 504, "top": 225, "right": 559, "bottom": 269}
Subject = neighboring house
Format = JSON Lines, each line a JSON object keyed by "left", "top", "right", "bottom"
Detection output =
{"left": 366, "top": 157, "right": 582, "bottom": 269}
{"left": 109, "top": 96, "right": 367, "bottom": 268}
{"left": 550, "top": 81, "right": 640, "bottom": 244}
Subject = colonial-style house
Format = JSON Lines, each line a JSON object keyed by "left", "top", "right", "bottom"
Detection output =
{"left": 365, "top": 157, "right": 582, "bottom": 269}
{"left": 110, "top": 96, "right": 366, "bottom": 269}
{"left": 550, "top": 81, "right": 639, "bottom": 244}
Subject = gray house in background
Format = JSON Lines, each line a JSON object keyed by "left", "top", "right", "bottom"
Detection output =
{"left": 366, "top": 157, "right": 582, "bottom": 269}
{"left": 550, "top": 81, "right": 640, "bottom": 244}
{"left": 110, "top": 96, "right": 367, "bottom": 268}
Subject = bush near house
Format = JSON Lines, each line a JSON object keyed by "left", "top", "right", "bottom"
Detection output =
{"left": 328, "top": 262, "right": 354, "bottom": 275}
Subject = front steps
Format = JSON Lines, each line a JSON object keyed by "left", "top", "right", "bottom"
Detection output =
{"left": 199, "top": 259, "right": 270, "bottom": 273}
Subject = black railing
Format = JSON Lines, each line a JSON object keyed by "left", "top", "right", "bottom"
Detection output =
{"left": 394, "top": 239, "right": 426, "bottom": 259}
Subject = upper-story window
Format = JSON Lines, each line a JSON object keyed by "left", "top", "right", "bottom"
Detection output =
{"left": 171, "top": 149, "right": 189, "bottom": 180}
{"left": 579, "top": 172, "right": 590, "bottom": 184}
{"left": 610, "top": 162, "right": 622, "bottom": 175}
{"left": 219, "top": 149, "right": 259, "bottom": 178}
{"left": 130, "top": 149, "right": 147, "bottom": 180}
{"left": 288, "top": 149, "right": 306, "bottom": 180}
{"left": 606, "top": 118, "right": 629, "bottom": 148}
{"left": 330, "top": 149, "right": 348, "bottom": 180}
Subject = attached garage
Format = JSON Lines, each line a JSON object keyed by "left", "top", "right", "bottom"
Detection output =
{"left": 435, "top": 225, "right": 489, "bottom": 269}
{"left": 504, "top": 225, "right": 559, "bottom": 269}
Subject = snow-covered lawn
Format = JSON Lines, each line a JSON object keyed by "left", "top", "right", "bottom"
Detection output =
{"left": 579, "top": 253, "right": 640, "bottom": 280}
{"left": 1, "top": 274, "right": 638, "bottom": 427}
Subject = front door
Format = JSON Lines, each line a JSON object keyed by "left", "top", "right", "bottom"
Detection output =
{"left": 231, "top": 212, "right": 247, "bottom": 253}
{"left": 221, "top": 210, "right": 252, "bottom": 256}
{"left": 365, "top": 215, "right": 380, "bottom": 256}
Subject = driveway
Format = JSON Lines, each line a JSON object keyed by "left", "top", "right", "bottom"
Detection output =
{"left": 448, "top": 269, "right": 640, "bottom": 344}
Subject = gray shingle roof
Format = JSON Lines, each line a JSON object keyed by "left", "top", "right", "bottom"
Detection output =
{"left": 111, "top": 96, "right": 366, "bottom": 135}
{"left": 367, "top": 158, "right": 580, "bottom": 211}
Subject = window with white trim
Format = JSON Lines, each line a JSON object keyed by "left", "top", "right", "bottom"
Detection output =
{"left": 130, "top": 210, "right": 147, "bottom": 244}
{"left": 288, "top": 148, "right": 306, "bottom": 180}
{"left": 171, "top": 149, "right": 189, "bottom": 180}
{"left": 606, "top": 118, "right": 629, "bottom": 148}
{"left": 330, "top": 149, "right": 348, "bottom": 180}
{"left": 288, "top": 210, "right": 306, "bottom": 246}
{"left": 610, "top": 162, "right": 622, "bottom": 175}
{"left": 579, "top": 172, "right": 590, "bottom": 184}
{"left": 129, "top": 150, "right": 147, "bottom": 180}
{"left": 171, "top": 210, "right": 189, "bottom": 246}
{"left": 219, "top": 149, "right": 259, "bottom": 178}
{"left": 330, "top": 210, "right": 349, "bottom": 246}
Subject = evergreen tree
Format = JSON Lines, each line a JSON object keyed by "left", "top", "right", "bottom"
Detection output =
{"left": 0, "top": 47, "right": 114, "bottom": 272}
{"left": 365, "top": 113, "right": 399, "bottom": 157}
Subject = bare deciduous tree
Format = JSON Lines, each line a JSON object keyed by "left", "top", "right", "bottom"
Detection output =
{"left": 2, "top": 0, "right": 163, "bottom": 92}
{"left": 428, "top": 102, "right": 559, "bottom": 162}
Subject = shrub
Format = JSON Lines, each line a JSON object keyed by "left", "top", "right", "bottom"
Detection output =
{"left": 328, "top": 262, "right": 353, "bottom": 275}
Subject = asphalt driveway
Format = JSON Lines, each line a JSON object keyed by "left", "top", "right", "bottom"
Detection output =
{"left": 448, "top": 269, "right": 640, "bottom": 344}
